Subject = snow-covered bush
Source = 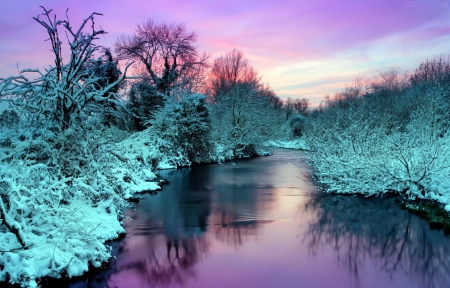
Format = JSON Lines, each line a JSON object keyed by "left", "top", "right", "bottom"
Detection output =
{"left": 0, "top": 128, "right": 118, "bottom": 286}
{"left": 305, "top": 85, "right": 450, "bottom": 204}
{"left": 148, "top": 93, "right": 211, "bottom": 165}
{"left": 0, "top": 119, "right": 162, "bottom": 287}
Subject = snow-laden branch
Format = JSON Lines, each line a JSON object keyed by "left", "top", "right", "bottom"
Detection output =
{"left": 305, "top": 86, "right": 450, "bottom": 202}
{"left": 0, "top": 7, "right": 131, "bottom": 131}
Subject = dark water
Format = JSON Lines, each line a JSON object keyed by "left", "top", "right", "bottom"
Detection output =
{"left": 49, "top": 148, "right": 450, "bottom": 288}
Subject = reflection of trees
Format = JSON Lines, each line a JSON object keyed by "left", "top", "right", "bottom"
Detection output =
{"left": 105, "top": 167, "right": 212, "bottom": 287}
{"left": 211, "top": 176, "right": 272, "bottom": 247}
{"left": 211, "top": 210, "right": 270, "bottom": 246}
{"left": 206, "top": 162, "right": 275, "bottom": 247}
{"left": 108, "top": 236, "right": 208, "bottom": 287}
{"left": 303, "top": 194, "right": 450, "bottom": 288}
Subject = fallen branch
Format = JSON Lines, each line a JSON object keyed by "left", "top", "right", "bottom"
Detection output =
{"left": 109, "top": 150, "right": 128, "bottom": 162}
{"left": 0, "top": 196, "right": 26, "bottom": 247}
{"left": 0, "top": 244, "right": 33, "bottom": 253}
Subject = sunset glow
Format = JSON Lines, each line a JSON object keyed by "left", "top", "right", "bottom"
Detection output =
{"left": 1, "top": 0, "right": 449, "bottom": 104}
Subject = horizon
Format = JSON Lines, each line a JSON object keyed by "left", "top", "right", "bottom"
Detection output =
{"left": 1, "top": 0, "right": 449, "bottom": 105}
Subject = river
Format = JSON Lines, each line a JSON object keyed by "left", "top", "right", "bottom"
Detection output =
{"left": 46, "top": 148, "right": 450, "bottom": 288}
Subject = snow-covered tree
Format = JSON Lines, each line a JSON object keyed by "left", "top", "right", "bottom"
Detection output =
{"left": 149, "top": 93, "right": 211, "bottom": 165}
{"left": 210, "top": 83, "right": 281, "bottom": 156}
{"left": 0, "top": 7, "right": 132, "bottom": 131}
{"left": 115, "top": 19, "right": 208, "bottom": 95}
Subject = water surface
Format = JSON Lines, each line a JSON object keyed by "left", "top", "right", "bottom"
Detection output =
{"left": 52, "top": 148, "right": 450, "bottom": 288}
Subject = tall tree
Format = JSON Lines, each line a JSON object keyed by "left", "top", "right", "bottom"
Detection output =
{"left": 207, "top": 49, "right": 259, "bottom": 101}
{"left": 115, "top": 20, "right": 208, "bottom": 95}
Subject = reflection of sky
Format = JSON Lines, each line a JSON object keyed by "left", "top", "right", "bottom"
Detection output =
{"left": 1, "top": 1, "right": 449, "bottom": 105}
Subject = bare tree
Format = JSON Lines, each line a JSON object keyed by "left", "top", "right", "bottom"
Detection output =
{"left": 115, "top": 19, "right": 208, "bottom": 95}
{"left": 410, "top": 55, "right": 450, "bottom": 89}
{"left": 207, "top": 49, "right": 259, "bottom": 101}
{"left": 284, "top": 97, "right": 310, "bottom": 117}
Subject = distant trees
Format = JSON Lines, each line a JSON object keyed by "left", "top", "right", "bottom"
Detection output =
{"left": 305, "top": 56, "right": 450, "bottom": 202}
{"left": 115, "top": 19, "right": 209, "bottom": 95}
{"left": 284, "top": 97, "right": 310, "bottom": 118}
{"left": 0, "top": 7, "right": 131, "bottom": 131}
{"left": 277, "top": 97, "right": 310, "bottom": 139}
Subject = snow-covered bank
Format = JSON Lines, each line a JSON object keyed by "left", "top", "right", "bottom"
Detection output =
{"left": 265, "top": 138, "right": 308, "bottom": 150}
{"left": 0, "top": 125, "right": 161, "bottom": 287}
{"left": 304, "top": 105, "right": 450, "bottom": 209}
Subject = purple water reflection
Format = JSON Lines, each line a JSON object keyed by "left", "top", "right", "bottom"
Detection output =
{"left": 47, "top": 148, "right": 450, "bottom": 288}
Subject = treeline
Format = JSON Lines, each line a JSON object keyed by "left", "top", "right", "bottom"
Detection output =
{"left": 305, "top": 56, "right": 450, "bottom": 204}
{"left": 114, "top": 21, "right": 309, "bottom": 161}
{"left": 0, "top": 8, "right": 310, "bottom": 167}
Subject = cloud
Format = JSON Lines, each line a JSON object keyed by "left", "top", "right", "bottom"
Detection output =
{"left": 1, "top": 0, "right": 449, "bottom": 101}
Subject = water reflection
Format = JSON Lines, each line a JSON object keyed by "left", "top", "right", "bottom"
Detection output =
{"left": 107, "top": 167, "right": 212, "bottom": 287}
{"left": 108, "top": 162, "right": 270, "bottom": 287}
{"left": 303, "top": 194, "right": 450, "bottom": 288}
{"left": 211, "top": 180, "right": 270, "bottom": 247}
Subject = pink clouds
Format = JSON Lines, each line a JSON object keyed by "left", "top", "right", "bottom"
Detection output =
{"left": 1, "top": 0, "right": 449, "bottom": 103}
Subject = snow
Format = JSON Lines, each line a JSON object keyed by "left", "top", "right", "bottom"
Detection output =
{"left": 304, "top": 100, "right": 450, "bottom": 206}
{"left": 265, "top": 138, "right": 308, "bottom": 150}
{"left": 1, "top": 196, "right": 125, "bottom": 287}
{"left": 0, "top": 123, "right": 162, "bottom": 287}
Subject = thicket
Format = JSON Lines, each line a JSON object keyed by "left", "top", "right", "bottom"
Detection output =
{"left": 305, "top": 56, "right": 450, "bottom": 206}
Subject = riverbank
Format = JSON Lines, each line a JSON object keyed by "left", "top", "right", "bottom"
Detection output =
{"left": 264, "top": 138, "right": 308, "bottom": 150}
{"left": 267, "top": 140, "right": 450, "bottom": 237}
{"left": 400, "top": 200, "right": 450, "bottom": 235}
{"left": 0, "top": 125, "right": 270, "bottom": 287}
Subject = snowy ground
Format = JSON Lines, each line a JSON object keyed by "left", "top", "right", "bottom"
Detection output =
{"left": 265, "top": 138, "right": 309, "bottom": 150}
{"left": 0, "top": 126, "right": 163, "bottom": 287}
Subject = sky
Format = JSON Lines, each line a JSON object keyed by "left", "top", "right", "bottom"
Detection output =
{"left": 0, "top": 0, "right": 450, "bottom": 105}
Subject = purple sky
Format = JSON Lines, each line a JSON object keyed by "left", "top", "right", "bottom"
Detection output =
{"left": 1, "top": 0, "right": 449, "bottom": 104}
